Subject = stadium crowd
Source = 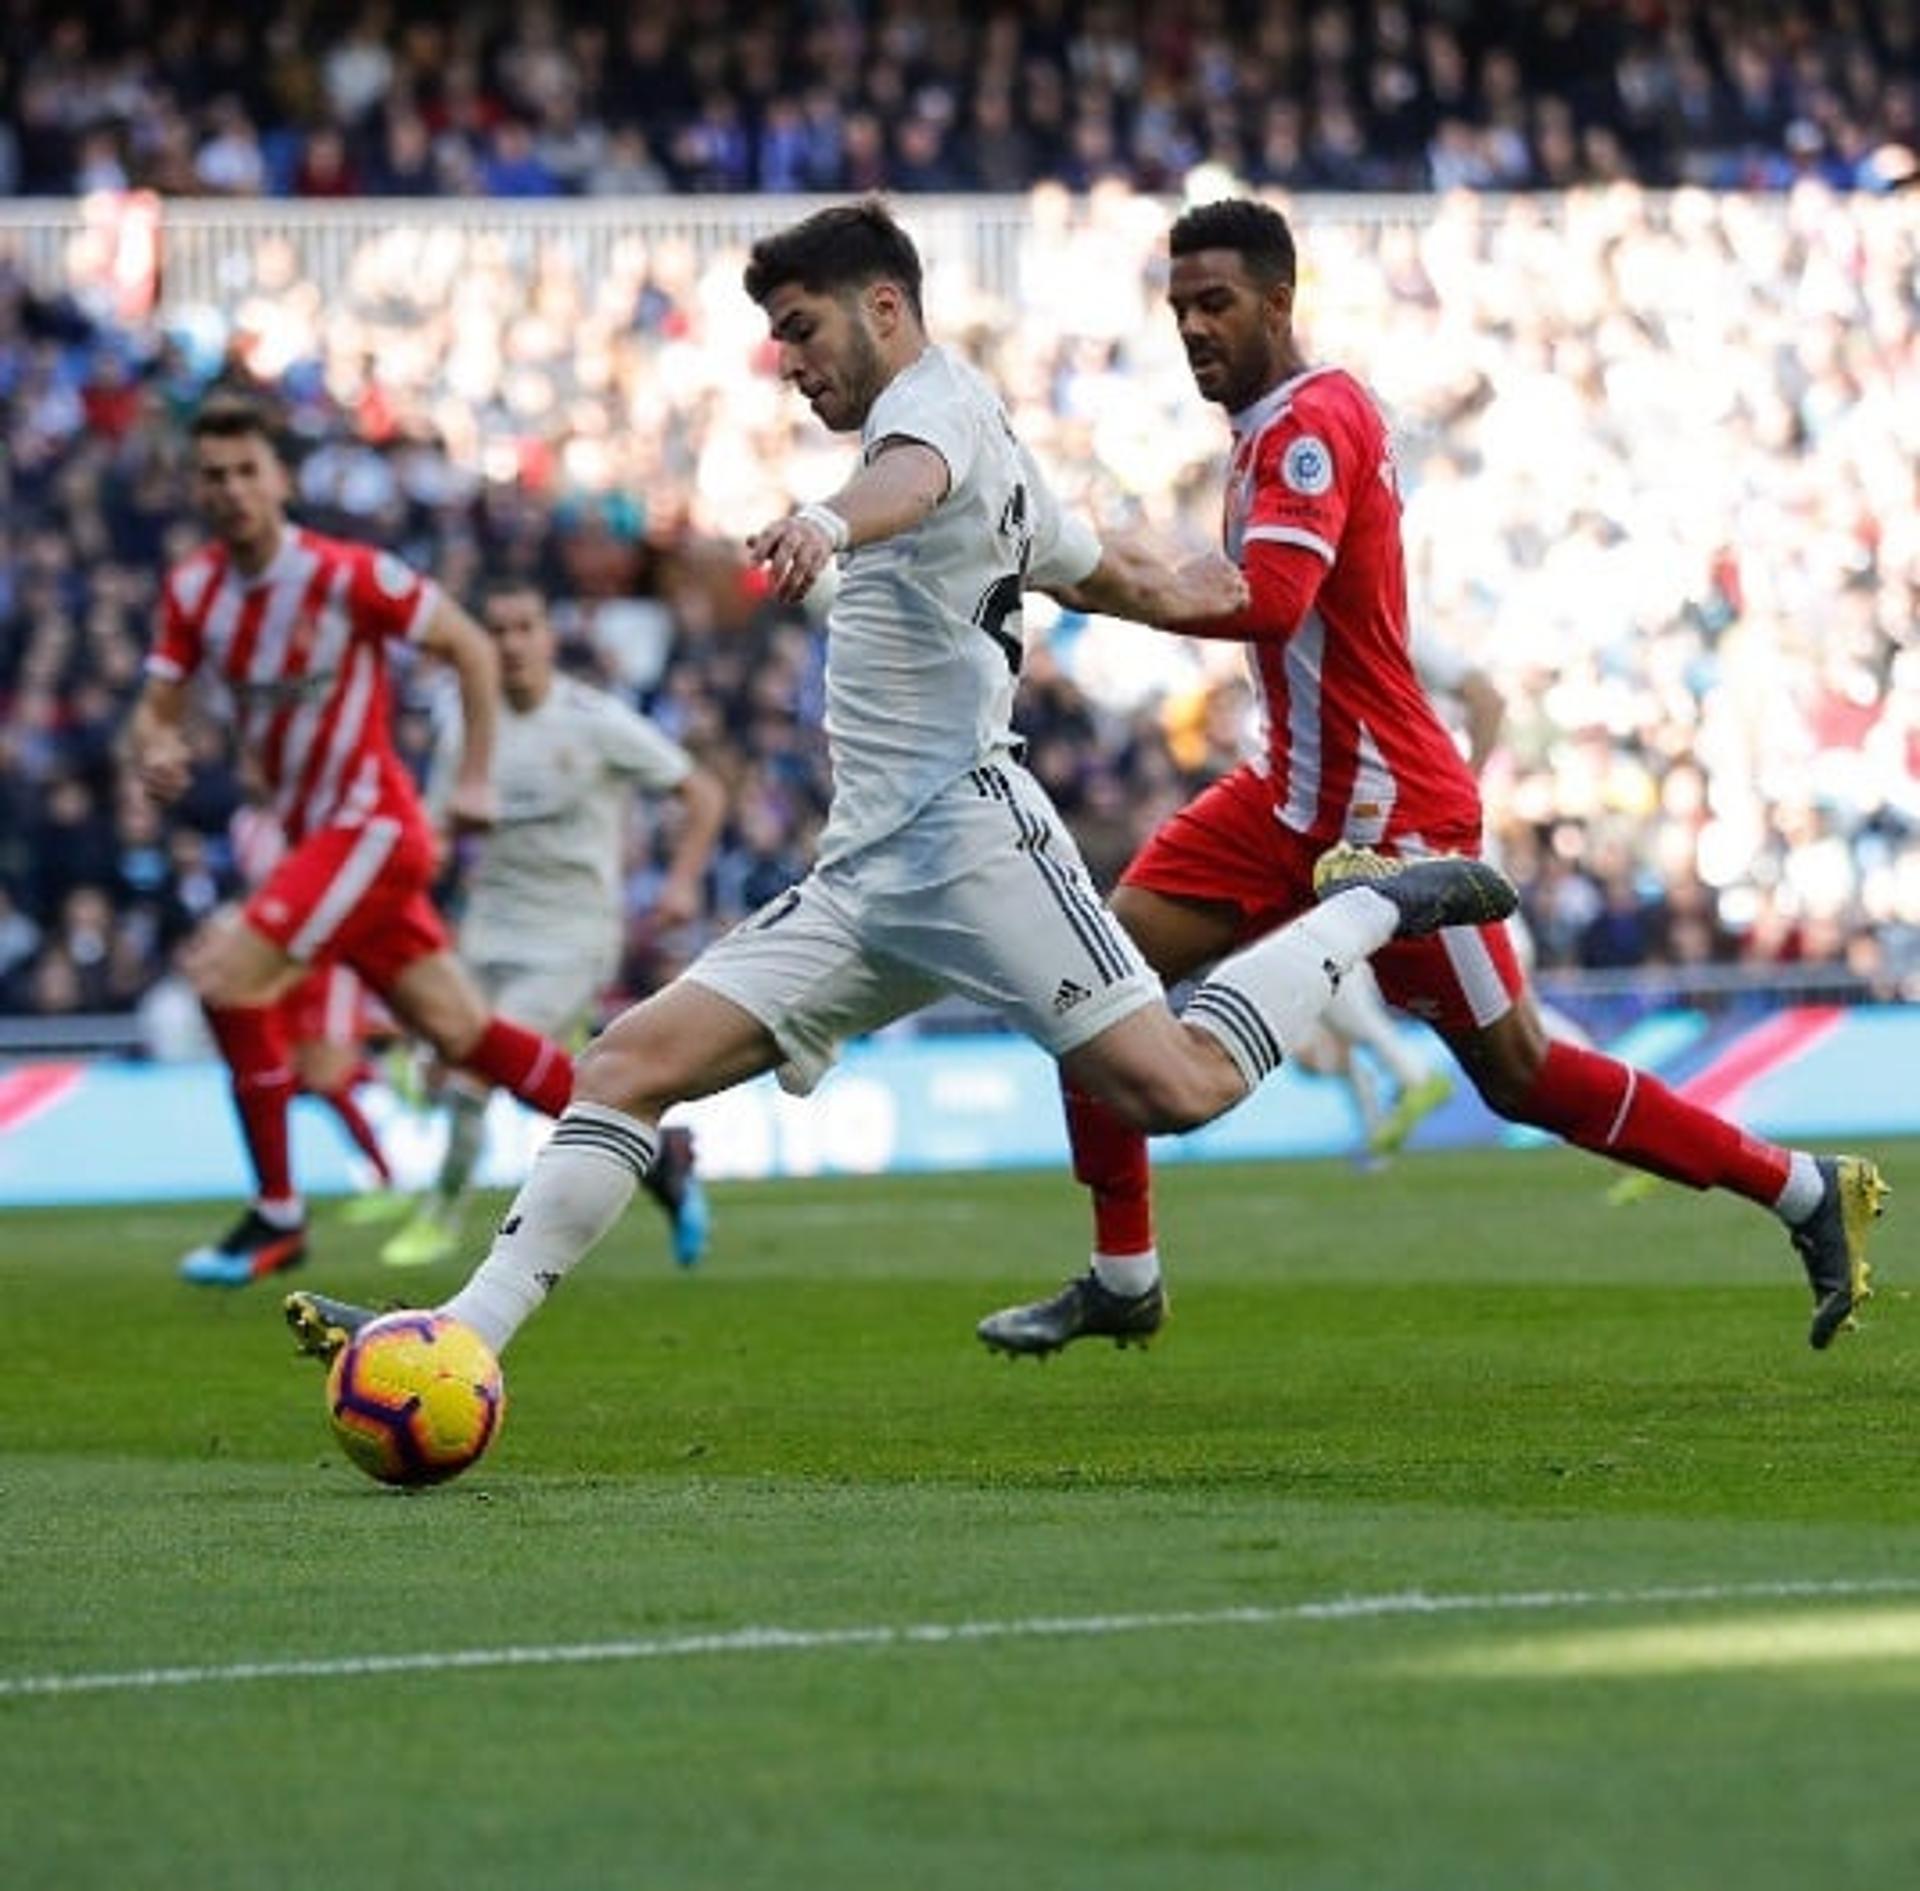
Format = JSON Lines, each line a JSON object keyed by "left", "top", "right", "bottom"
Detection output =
{"left": 2, "top": 0, "right": 1918, "bottom": 203}
{"left": 1, "top": 20, "right": 1918, "bottom": 1034}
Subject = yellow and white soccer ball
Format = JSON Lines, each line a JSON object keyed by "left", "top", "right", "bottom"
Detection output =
{"left": 326, "top": 1312, "right": 506, "bottom": 1488}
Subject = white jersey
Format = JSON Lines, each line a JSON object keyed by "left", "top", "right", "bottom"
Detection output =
{"left": 449, "top": 676, "right": 693, "bottom": 967}
{"left": 817, "top": 345, "right": 1101, "bottom": 865}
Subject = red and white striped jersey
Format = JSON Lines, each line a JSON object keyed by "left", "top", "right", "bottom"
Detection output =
{"left": 148, "top": 527, "right": 440, "bottom": 844}
{"left": 1225, "top": 366, "right": 1480, "bottom": 849}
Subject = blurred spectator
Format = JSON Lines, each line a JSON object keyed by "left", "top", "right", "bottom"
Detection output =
{"left": 367, "top": 110, "right": 438, "bottom": 195}
{"left": 0, "top": 886, "right": 41, "bottom": 1007}
{"left": 293, "top": 127, "right": 361, "bottom": 199}
{"left": 587, "top": 125, "right": 668, "bottom": 198}
{"left": 193, "top": 98, "right": 267, "bottom": 196}
{"left": 480, "top": 120, "right": 560, "bottom": 198}
{"left": 322, "top": 13, "right": 396, "bottom": 129}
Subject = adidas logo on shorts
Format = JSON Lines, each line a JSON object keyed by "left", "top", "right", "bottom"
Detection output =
{"left": 1052, "top": 978, "right": 1091, "bottom": 1015}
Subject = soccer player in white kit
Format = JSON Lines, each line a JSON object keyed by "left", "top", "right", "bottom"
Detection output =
{"left": 380, "top": 581, "right": 726, "bottom": 1270}
{"left": 286, "top": 201, "right": 1515, "bottom": 1375}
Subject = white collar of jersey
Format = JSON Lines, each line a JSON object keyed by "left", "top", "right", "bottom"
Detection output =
{"left": 237, "top": 524, "right": 306, "bottom": 590}
{"left": 1228, "top": 364, "right": 1336, "bottom": 441}
{"left": 863, "top": 343, "right": 943, "bottom": 447}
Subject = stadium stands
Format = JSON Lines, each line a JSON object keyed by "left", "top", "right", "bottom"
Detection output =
{"left": 2, "top": 7, "right": 1916, "bottom": 1037}
{"left": 2, "top": 1, "right": 1915, "bottom": 199}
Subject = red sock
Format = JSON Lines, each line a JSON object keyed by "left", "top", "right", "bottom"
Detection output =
{"left": 317, "top": 1085, "right": 392, "bottom": 1184}
{"left": 1517, "top": 1040, "right": 1790, "bottom": 1204}
{"left": 1063, "top": 1078, "right": 1155, "bottom": 1254}
{"left": 462, "top": 1017, "right": 573, "bottom": 1117}
{"left": 204, "top": 1002, "right": 298, "bottom": 1205}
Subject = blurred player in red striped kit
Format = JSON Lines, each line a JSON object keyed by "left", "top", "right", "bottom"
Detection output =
{"left": 228, "top": 805, "right": 400, "bottom": 1203}
{"left": 128, "top": 396, "right": 575, "bottom": 1286}
{"left": 978, "top": 198, "right": 1889, "bottom": 1359}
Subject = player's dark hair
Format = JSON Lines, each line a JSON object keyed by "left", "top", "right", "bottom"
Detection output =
{"left": 1168, "top": 198, "right": 1297, "bottom": 290}
{"left": 478, "top": 574, "right": 546, "bottom": 617}
{"left": 743, "top": 199, "right": 925, "bottom": 320}
{"left": 188, "top": 393, "right": 282, "bottom": 452}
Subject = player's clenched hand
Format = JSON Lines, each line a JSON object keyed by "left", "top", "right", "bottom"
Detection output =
{"left": 445, "top": 778, "right": 497, "bottom": 835}
{"left": 134, "top": 729, "right": 192, "bottom": 804}
{"left": 748, "top": 508, "right": 842, "bottom": 605}
{"left": 1165, "top": 551, "right": 1251, "bottom": 622}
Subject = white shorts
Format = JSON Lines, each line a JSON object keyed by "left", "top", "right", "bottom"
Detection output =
{"left": 688, "top": 758, "right": 1161, "bottom": 1094}
{"left": 463, "top": 952, "right": 611, "bottom": 1046}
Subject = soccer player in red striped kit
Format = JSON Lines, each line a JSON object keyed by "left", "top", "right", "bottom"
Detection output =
{"left": 129, "top": 396, "right": 574, "bottom": 1285}
{"left": 978, "top": 197, "right": 1888, "bottom": 1358}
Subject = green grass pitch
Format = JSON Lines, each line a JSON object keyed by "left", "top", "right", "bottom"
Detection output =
{"left": 3, "top": 1143, "right": 1916, "bottom": 1890}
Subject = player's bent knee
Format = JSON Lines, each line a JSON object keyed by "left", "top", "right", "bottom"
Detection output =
{"left": 573, "top": 1031, "right": 674, "bottom": 1119}
{"left": 571, "top": 1031, "right": 628, "bottom": 1091}
{"left": 186, "top": 927, "right": 288, "bottom": 1009}
{"left": 1472, "top": 1070, "right": 1536, "bottom": 1121}
{"left": 420, "top": 1013, "right": 485, "bottom": 1063}
{"left": 1452, "top": 1007, "right": 1551, "bottom": 1120}
{"left": 575, "top": 984, "right": 780, "bottom": 1120}
{"left": 1460, "top": 1042, "right": 1546, "bottom": 1120}
{"left": 1065, "top": 1011, "right": 1247, "bottom": 1135}
{"left": 389, "top": 960, "right": 491, "bottom": 1062}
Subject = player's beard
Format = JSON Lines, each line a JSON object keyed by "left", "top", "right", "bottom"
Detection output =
{"left": 1209, "top": 336, "right": 1275, "bottom": 415}
{"left": 217, "top": 503, "right": 282, "bottom": 566}
{"left": 837, "top": 319, "right": 887, "bottom": 427}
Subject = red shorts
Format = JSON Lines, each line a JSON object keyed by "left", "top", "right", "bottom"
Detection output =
{"left": 245, "top": 814, "right": 447, "bottom": 993}
{"left": 277, "top": 962, "right": 369, "bottom": 1047}
{"left": 1121, "top": 764, "right": 1524, "bottom": 1036}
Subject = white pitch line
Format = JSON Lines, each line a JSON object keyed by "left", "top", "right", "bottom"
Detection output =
{"left": 7, "top": 1577, "right": 1920, "bottom": 1702}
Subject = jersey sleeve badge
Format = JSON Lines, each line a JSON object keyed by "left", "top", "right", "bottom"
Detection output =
{"left": 371, "top": 551, "right": 416, "bottom": 598}
{"left": 1281, "top": 435, "right": 1335, "bottom": 497}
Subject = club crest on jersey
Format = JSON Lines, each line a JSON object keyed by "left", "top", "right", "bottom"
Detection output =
{"left": 1281, "top": 435, "right": 1334, "bottom": 497}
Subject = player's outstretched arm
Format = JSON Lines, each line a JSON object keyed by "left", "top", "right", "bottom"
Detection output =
{"left": 749, "top": 438, "right": 950, "bottom": 604}
{"left": 417, "top": 597, "right": 501, "bottom": 832}
{"left": 1047, "top": 528, "right": 1250, "bottom": 628}
{"left": 1066, "top": 536, "right": 1334, "bottom": 647}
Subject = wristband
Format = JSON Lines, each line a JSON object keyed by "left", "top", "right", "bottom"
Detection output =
{"left": 794, "top": 503, "right": 851, "bottom": 554}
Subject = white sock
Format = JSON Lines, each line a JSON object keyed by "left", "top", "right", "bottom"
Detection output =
{"left": 1092, "top": 1249, "right": 1160, "bottom": 1297}
{"left": 1323, "top": 968, "right": 1426, "bottom": 1089}
{"left": 1311, "top": 886, "right": 1402, "bottom": 957}
{"left": 1345, "top": 1059, "right": 1386, "bottom": 1138}
{"left": 439, "top": 1103, "right": 655, "bottom": 1354}
{"left": 256, "top": 1196, "right": 304, "bottom": 1228}
{"left": 1183, "top": 892, "right": 1399, "bottom": 1091}
{"left": 1774, "top": 1150, "right": 1825, "bottom": 1225}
